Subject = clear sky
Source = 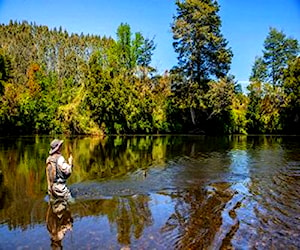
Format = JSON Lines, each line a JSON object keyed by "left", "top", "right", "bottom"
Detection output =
{"left": 1, "top": 0, "right": 299, "bottom": 87}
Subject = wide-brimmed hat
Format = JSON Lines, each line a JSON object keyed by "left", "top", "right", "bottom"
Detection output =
{"left": 49, "top": 139, "right": 64, "bottom": 154}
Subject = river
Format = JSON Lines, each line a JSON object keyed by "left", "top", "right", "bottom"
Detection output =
{"left": 0, "top": 135, "right": 299, "bottom": 249}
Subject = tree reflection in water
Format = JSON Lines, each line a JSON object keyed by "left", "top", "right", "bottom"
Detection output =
{"left": 71, "top": 194, "right": 153, "bottom": 247}
{"left": 0, "top": 135, "right": 300, "bottom": 249}
{"left": 115, "top": 195, "right": 153, "bottom": 245}
{"left": 160, "top": 183, "right": 235, "bottom": 249}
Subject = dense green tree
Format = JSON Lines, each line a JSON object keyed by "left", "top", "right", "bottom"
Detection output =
{"left": 172, "top": 0, "right": 232, "bottom": 84}
{"left": 282, "top": 57, "right": 300, "bottom": 133}
{"left": 0, "top": 51, "right": 12, "bottom": 95}
{"left": 84, "top": 23, "right": 158, "bottom": 134}
{"left": 247, "top": 81, "right": 288, "bottom": 133}
{"left": 250, "top": 28, "right": 299, "bottom": 86}
{"left": 231, "top": 91, "right": 249, "bottom": 134}
{"left": 171, "top": 0, "right": 233, "bottom": 131}
{"left": 115, "top": 23, "right": 156, "bottom": 77}
{"left": 248, "top": 28, "right": 299, "bottom": 133}
{"left": 116, "top": 23, "right": 132, "bottom": 71}
{"left": 149, "top": 72, "right": 172, "bottom": 132}
{"left": 249, "top": 56, "right": 268, "bottom": 83}
{"left": 205, "top": 77, "right": 235, "bottom": 133}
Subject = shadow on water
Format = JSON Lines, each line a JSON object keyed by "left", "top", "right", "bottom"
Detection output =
{"left": 0, "top": 135, "right": 300, "bottom": 249}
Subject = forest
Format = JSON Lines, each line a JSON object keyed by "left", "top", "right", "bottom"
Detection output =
{"left": 0, "top": 0, "right": 299, "bottom": 135}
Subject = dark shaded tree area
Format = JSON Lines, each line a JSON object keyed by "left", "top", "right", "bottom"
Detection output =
{"left": 0, "top": 0, "right": 299, "bottom": 135}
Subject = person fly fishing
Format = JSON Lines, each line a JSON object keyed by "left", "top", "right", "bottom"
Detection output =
{"left": 46, "top": 139, "right": 73, "bottom": 201}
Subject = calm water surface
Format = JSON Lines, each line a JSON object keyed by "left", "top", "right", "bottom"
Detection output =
{"left": 0, "top": 135, "right": 300, "bottom": 249}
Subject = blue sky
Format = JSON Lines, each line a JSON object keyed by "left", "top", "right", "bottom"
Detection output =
{"left": 1, "top": 0, "right": 299, "bottom": 87}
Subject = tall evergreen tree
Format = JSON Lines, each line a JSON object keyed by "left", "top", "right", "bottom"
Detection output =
{"left": 172, "top": 0, "right": 232, "bottom": 84}
{"left": 115, "top": 23, "right": 156, "bottom": 76}
{"left": 249, "top": 56, "right": 268, "bottom": 82}
{"left": 250, "top": 28, "right": 299, "bottom": 86}
{"left": 171, "top": 0, "right": 232, "bottom": 129}
{"left": 248, "top": 28, "right": 299, "bottom": 133}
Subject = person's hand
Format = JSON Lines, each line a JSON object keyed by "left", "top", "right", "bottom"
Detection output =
{"left": 68, "top": 154, "right": 73, "bottom": 166}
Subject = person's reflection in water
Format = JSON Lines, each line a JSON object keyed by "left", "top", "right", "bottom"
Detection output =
{"left": 46, "top": 198, "right": 73, "bottom": 250}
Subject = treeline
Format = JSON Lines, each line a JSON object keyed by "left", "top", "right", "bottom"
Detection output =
{"left": 0, "top": 0, "right": 299, "bottom": 135}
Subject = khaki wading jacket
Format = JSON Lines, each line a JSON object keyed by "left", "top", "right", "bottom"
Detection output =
{"left": 46, "top": 153, "right": 72, "bottom": 196}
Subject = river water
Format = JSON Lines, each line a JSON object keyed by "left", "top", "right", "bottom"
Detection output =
{"left": 0, "top": 135, "right": 299, "bottom": 249}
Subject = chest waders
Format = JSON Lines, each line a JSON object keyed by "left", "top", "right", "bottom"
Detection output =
{"left": 47, "top": 155, "right": 71, "bottom": 200}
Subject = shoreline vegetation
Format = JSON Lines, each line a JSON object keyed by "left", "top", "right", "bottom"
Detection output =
{"left": 0, "top": 1, "right": 299, "bottom": 136}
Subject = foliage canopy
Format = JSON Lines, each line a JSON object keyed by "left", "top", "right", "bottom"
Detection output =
{"left": 0, "top": 1, "right": 299, "bottom": 135}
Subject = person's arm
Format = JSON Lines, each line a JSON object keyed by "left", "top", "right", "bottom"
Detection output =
{"left": 57, "top": 156, "right": 72, "bottom": 176}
